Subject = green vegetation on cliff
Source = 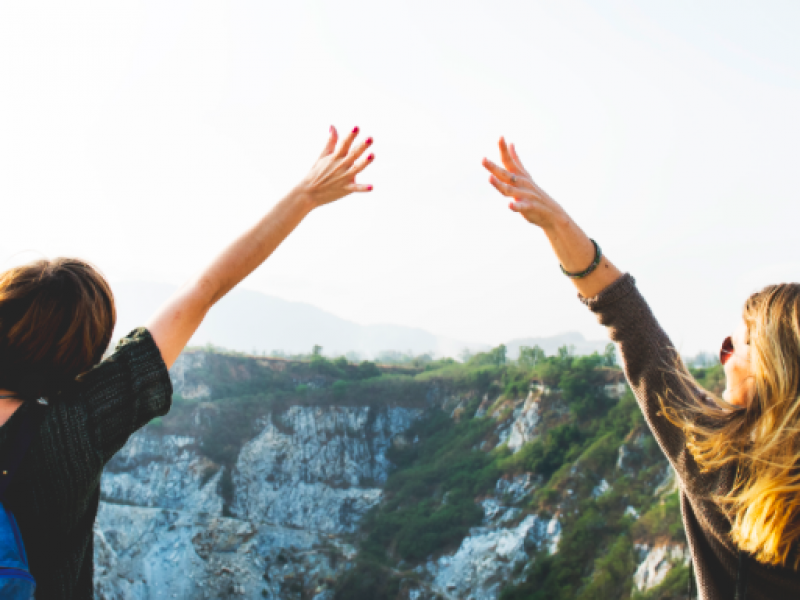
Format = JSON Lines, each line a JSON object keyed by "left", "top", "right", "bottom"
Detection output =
{"left": 152, "top": 344, "right": 723, "bottom": 599}
{"left": 334, "top": 348, "right": 722, "bottom": 600}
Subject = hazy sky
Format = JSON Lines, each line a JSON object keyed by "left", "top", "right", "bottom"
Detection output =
{"left": 1, "top": 1, "right": 799, "bottom": 355}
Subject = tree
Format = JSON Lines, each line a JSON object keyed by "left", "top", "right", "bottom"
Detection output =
{"left": 558, "top": 345, "right": 575, "bottom": 360}
{"left": 519, "top": 345, "right": 546, "bottom": 369}
{"left": 490, "top": 344, "right": 507, "bottom": 366}
{"left": 357, "top": 361, "right": 381, "bottom": 380}
{"left": 603, "top": 343, "right": 617, "bottom": 367}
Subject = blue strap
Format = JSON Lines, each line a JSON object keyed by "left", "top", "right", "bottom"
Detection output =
{"left": 0, "top": 404, "right": 44, "bottom": 503}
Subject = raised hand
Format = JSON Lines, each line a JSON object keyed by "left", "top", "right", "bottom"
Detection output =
{"left": 294, "top": 126, "right": 375, "bottom": 208}
{"left": 148, "top": 125, "right": 376, "bottom": 369}
{"left": 482, "top": 137, "right": 566, "bottom": 230}
{"left": 481, "top": 135, "right": 622, "bottom": 298}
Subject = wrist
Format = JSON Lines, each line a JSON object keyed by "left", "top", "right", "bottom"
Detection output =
{"left": 284, "top": 188, "right": 317, "bottom": 215}
{"left": 542, "top": 211, "right": 573, "bottom": 236}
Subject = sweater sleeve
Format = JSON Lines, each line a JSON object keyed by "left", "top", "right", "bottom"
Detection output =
{"left": 580, "top": 274, "right": 703, "bottom": 486}
{"left": 78, "top": 327, "right": 173, "bottom": 464}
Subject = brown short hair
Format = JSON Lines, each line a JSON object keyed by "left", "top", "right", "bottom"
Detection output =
{"left": 0, "top": 258, "right": 116, "bottom": 399}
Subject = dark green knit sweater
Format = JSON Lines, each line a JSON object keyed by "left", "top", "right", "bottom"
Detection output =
{"left": 0, "top": 328, "right": 172, "bottom": 600}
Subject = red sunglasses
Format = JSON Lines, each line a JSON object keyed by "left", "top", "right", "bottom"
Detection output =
{"left": 720, "top": 336, "right": 734, "bottom": 365}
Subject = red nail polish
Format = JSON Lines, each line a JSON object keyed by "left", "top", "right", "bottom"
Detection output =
{"left": 353, "top": 126, "right": 359, "bottom": 134}
{"left": 330, "top": 126, "right": 334, "bottom": 133}
{"left": 509, "top": 202, "right": 515, "bottom": 210}
{"left": 365, "top": 137, "right": 373, "bottom": 146}
{"left": 367, "top": 185, "right": 373, "bottom": 191}
{"left": 367, "top": 154, "right": 374, "bottom": 161}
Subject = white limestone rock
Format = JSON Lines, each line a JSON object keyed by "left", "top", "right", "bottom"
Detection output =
{"left": 591, "top": 479, "right": 610, "bottom": 498}
{"left": 232, "top": 406, "right": 420, "bottom": 533}
{"left": 506, "top": 394, "right": 542, "bottom": 453}
{"left": 95, "top": 403, "right": 422, "bottom": 599}
{"left": 654, "top": 466, "right": 679, "bottom": 497}
{"left": 170, "top": 351, "right": 212, "bottom": 400}
{"left": 496, "top": 473, "right": 536, "bottom": 504}
{"left": 94, "top": 503, "right": 264, "bottom": 600}
{"left": 633, "top": 543, "right": 690, "bottom": 592}
{"left": 625, "top": 505, "right": 640, "bottom": 520}
{"left": 101, "top": 433, "right": 223, "bottom": 516}
{"left": 428, "top": 514, "right": 560, "bottom": 600}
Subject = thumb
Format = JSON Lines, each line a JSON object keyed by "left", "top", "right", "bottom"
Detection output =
{"left": 319, "top": 126, "right": 338, "bottom": 158}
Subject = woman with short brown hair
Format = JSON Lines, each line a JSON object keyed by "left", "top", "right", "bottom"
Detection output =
{"left": 484, "top": 137, "right": 800, "bottom": 599}
{"left": 0, "top": 126, "right": 374, "bottom": 599}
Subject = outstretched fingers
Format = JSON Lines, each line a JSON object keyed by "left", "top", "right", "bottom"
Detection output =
{"left": 483, "top": 157, "right": 534, "bottom": 194}
{"left": 508, "top": 144, "right": 531, "bottom": 178}
{"left": 488, "top": 175, "right": 530, "bottom": 200}
{"left": 482, "top": 158, "right": 516, "bottom": 185}
{"left": 498, "top": 137, "right": 524, "bottom": 174}
{"left": 345, "top": 135, "right": 373, "bottom": 169}
{"left": 336, "top": 126, "right": 361, "bottom": 158}
{"left": 346, "top": 182, "right": 374, "bottom": 193}
{"left": 349, "top": 150, "right": 375, "bottom": 176}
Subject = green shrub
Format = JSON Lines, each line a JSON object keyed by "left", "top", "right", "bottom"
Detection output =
{"left": 333, "top": 560, "right": 402, "bottom": 600}
{"left": 633, "top": 491, "right": 685, "bottom": 543}
{"left": 332, "top": 380, "right": 348, "bottom": 399}
{"left": 632, "top": 563, "right": 692, "bottom": 600}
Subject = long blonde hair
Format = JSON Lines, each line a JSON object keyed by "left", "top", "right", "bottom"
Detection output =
{"left": 665, "top": 283, "right": 800, "bottom": 568}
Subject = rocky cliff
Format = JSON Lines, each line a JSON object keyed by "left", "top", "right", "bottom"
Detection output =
{"left": 96, "top": 402, "right": 417, "bottom": 599}
{"left": 93, "top": 349, "right": 696, "bottom": 600}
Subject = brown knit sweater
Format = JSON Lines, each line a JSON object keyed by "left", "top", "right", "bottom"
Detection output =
{"left": 581, "top": 273, "right": 799, "bottom": 600}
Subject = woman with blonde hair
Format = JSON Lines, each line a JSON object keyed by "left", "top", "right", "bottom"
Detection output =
{"left": 484, "top": 138, "right": 800, "bottom": 599}
{"left": 0, "top": 125, "right": 374, "bottom": 599}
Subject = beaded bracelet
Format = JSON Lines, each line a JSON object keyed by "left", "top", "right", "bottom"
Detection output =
{"left": 560, "top": 239, "right": 602, "bottom": 279}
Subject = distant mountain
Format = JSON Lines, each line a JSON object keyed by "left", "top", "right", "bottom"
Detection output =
{"left": 111, "top": 282, "right": 612, "bottom": 360}
{"left": 505, "top": 331, "right": 610, "bottom": 359}
{"left": 111, "top": 281, "right": 488, "bottom": 359}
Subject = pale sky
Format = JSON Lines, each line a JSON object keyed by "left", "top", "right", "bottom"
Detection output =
{"left": 0, "top": 1, "right": 799, "bottom": 355}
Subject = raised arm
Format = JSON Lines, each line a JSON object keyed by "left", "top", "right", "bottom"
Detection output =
{"left": 148, "top": 126, "right": 374, "bottom": 368}
{"left": 481, "top": 138, "right": 710, "bottom": 483}
{"left": 481, "top": 137, "right": 622, "bottom": 298}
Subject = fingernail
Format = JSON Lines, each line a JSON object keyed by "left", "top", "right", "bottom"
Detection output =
{"left": 352, "top": 126, "right": 359, "bottom": 134}
{"left": 367, "top": 154, "right": 374, "bottom": 161}
{"left": 509, "top": 202, "right": 515, "bottom": 211}
{"left": 365, "top": 137, "right": 373, "bottom": 146}
{"left": 367, "top": 185, "right": 373, "bottom": 191}
{"left": 330, "top": 126, "right": 334, "bottom": 133}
